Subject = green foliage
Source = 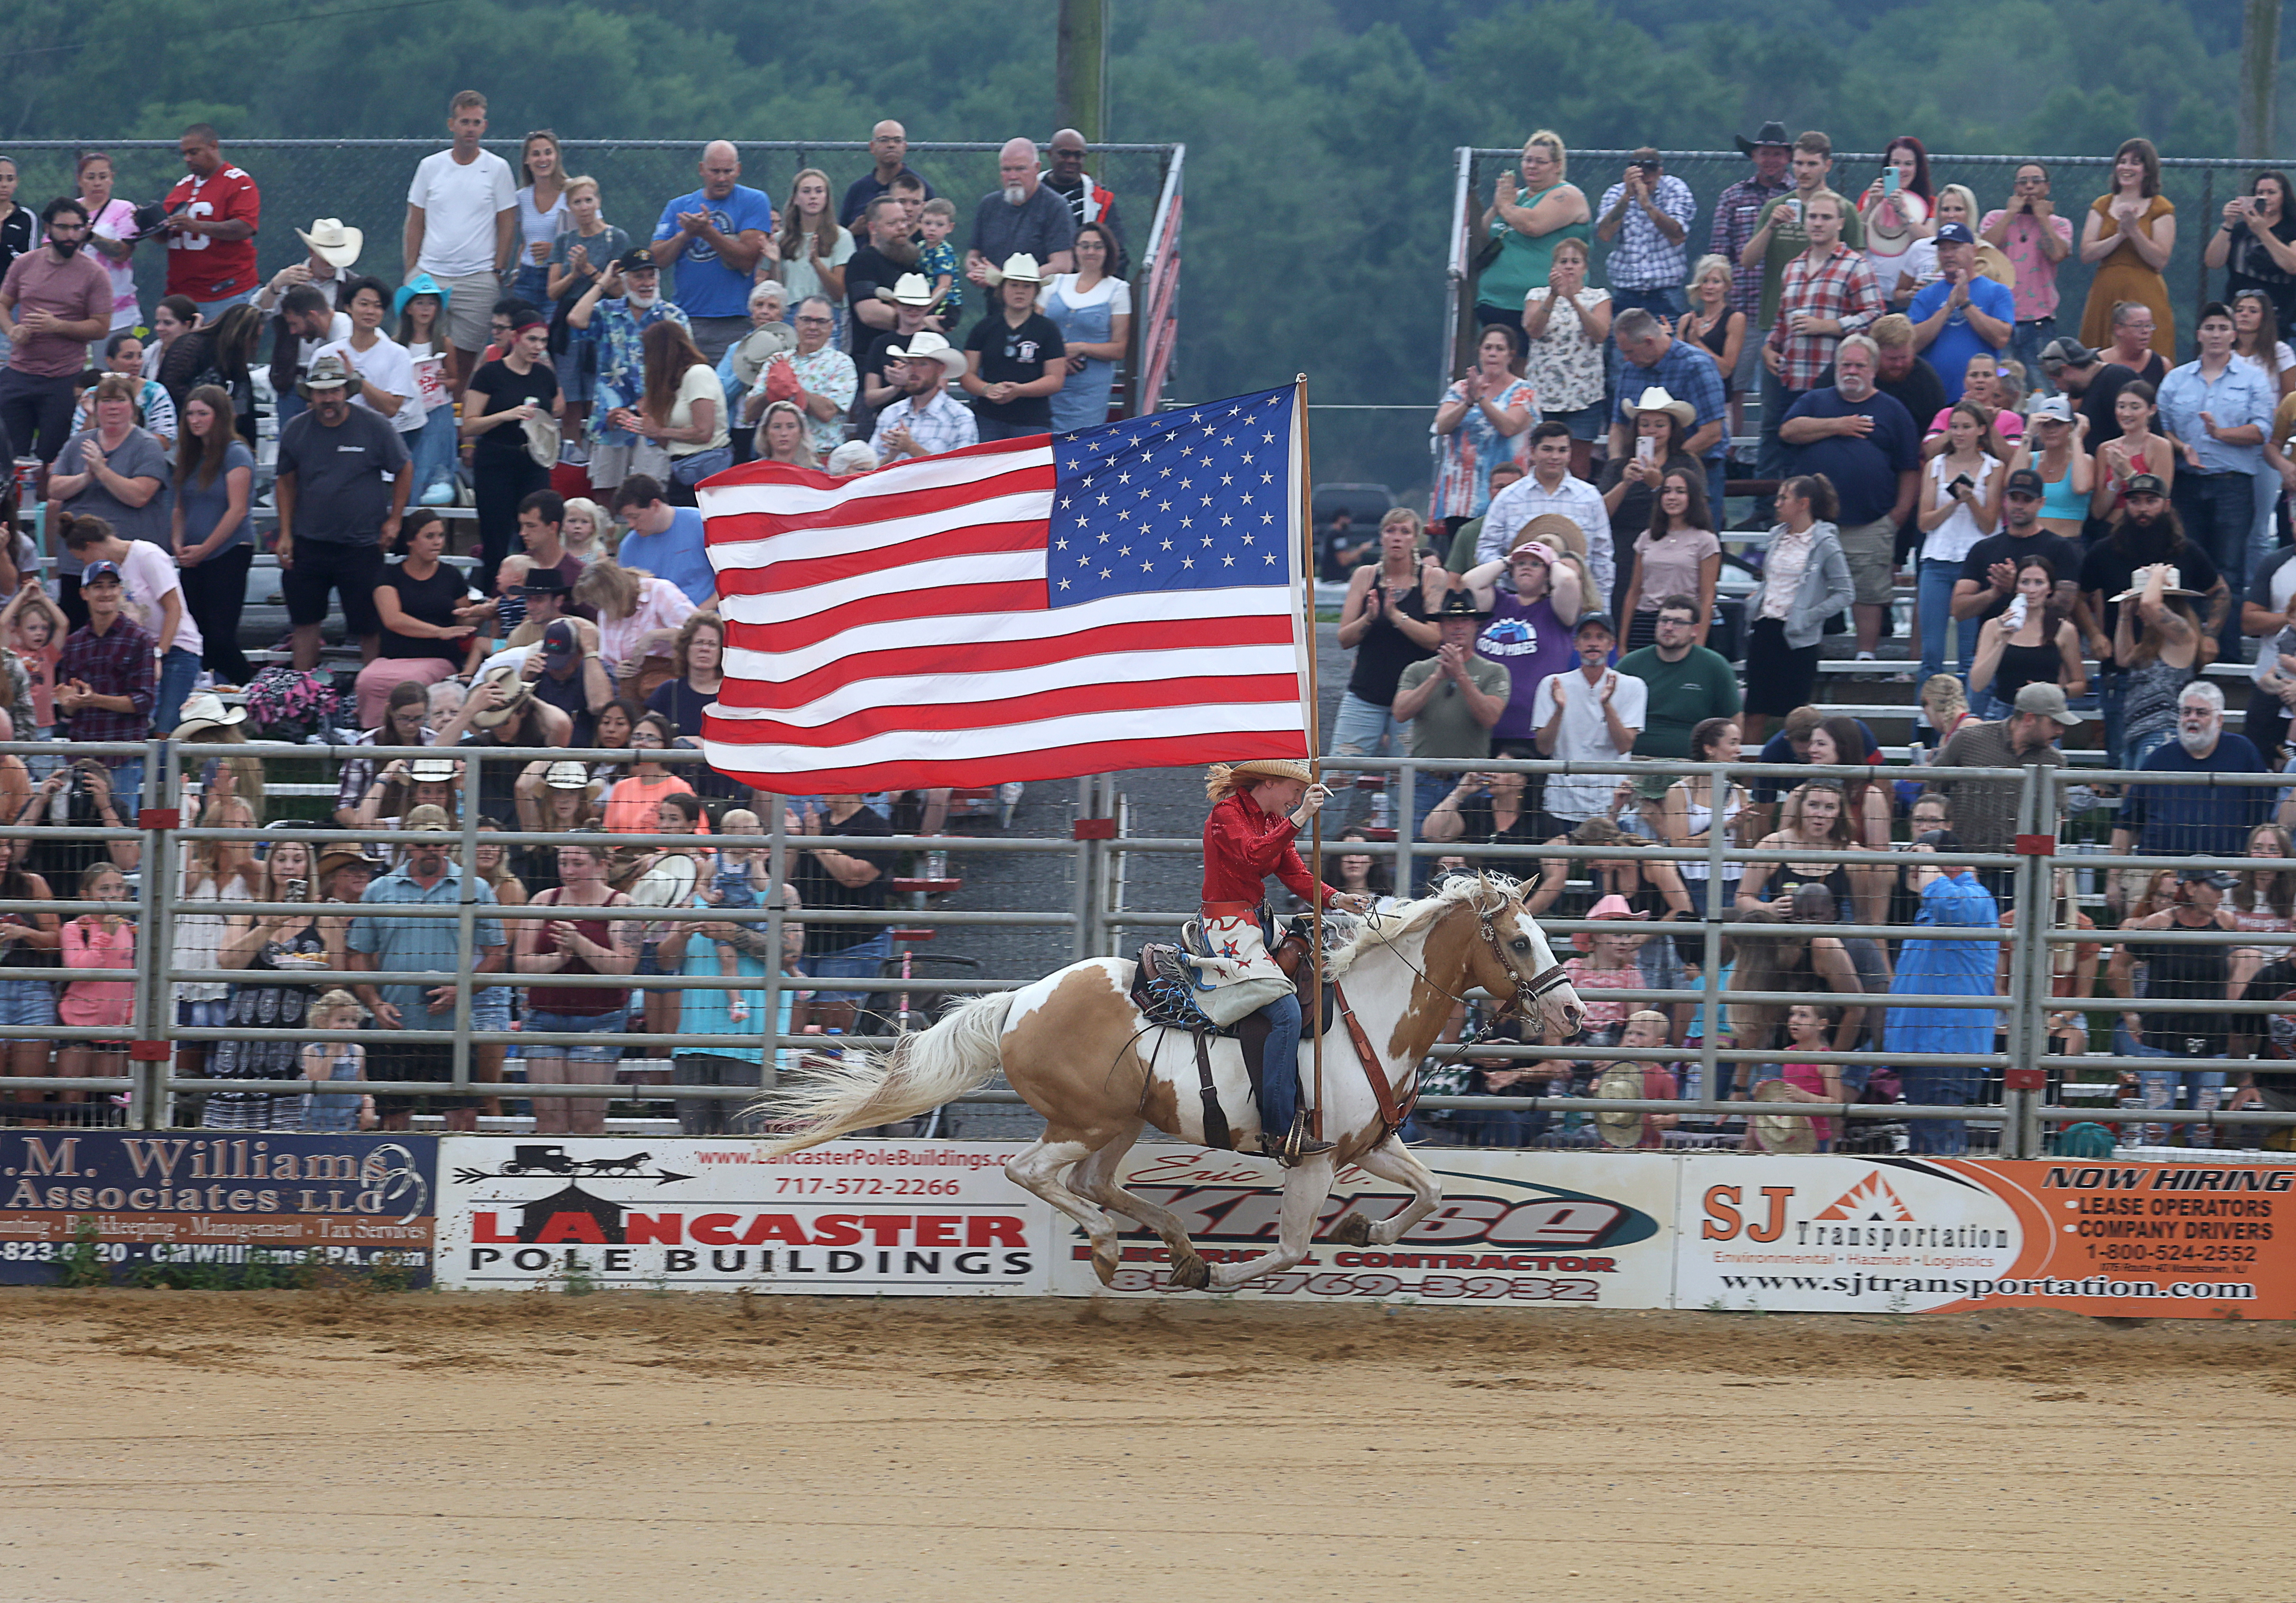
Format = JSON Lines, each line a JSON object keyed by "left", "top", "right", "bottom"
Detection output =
{"left": 55, "top": 1217, "right": 107, "bottom": 1289}
{"left": 15, "top": 0, "right": 2259, "bottom": 492}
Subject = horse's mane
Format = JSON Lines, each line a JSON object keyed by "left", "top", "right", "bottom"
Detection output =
{"left": 1325, "top": 871, "right": 1528, "bottom": 976}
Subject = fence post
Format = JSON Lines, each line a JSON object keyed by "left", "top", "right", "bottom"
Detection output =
{"left": 1697, "top": 760, "right": 1732, "bottom": 1105}
{"left": 133, "top": 737, "right": 177, "bottom": 1129}
{"left": 1073, "top": 775, "right": 1104, "bottom": 964}
{"left": 761, "top": 801, "right": 790, "bottom": 1086}
{"left": 1998, "top": 764, "right": 2051, "bottom": 1159}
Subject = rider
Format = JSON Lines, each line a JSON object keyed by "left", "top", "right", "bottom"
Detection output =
{"left": 1201, "top": 758, "right": 1373, "bottom": 1164}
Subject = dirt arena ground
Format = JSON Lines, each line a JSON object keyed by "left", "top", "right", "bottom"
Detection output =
{"left": 1, "top": 1289, "right": 2287, "bottom": 1602}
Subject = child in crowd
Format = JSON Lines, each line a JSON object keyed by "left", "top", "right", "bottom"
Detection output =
{"left": 299, "top": 989, "right": 375, "bottom": 1132}
{"left": 1595, "top": 1010, "right": 1682, "bottom": 1149}
{"left": 58, "top": 861, "right": 134, "bottom": 1096}
{"left": 916, "top": 198, "right": 960, "bottom": 327}
{"left": 707, "top": 807, "right": 768, "bottom": 1020}
{"left": 2, "top": 580, "right": 65, "bottom": 743}
{"left": 1773, "top": 1002, "right": 1845, "bottom": 1151}
{"left": 489, "top": 554, "right": 534, "bottom": 651}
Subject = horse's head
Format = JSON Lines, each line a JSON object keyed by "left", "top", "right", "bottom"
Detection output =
{"left": 1464, "top": 878, "right": 1583, "bottom": 1040}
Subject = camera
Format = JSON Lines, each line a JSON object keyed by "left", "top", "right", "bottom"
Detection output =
{"left": 286, "top": 877, "right": 309, "bottom": 901}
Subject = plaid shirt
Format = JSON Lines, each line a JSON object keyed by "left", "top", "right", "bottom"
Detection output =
{"left": 1766, "top": 244, "right": 1884, "bottom": 393}
{"left": 57, "top": 613, "right": 156, "bottom": 752}
{"left": 334, "top": 726, "right": 439, "bottom": 820}
{"left": 1708, "top": 173, "right": 1792, "bottom": 321}
{"left": 1596, "top": 173, "right": 1697, "bottom": 291}
{"left": 869, "top": 387, "right": 980, "bottom": 460}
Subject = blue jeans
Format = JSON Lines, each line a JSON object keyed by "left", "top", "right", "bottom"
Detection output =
{"left": 2125, "top": 724, "right": 2173, "bottom": 773}
{"left": 1254, "top": 992, "right": 1304, "bottom": 1139}
{"left": 2115, "top": 1023, "right": 2226, "bottom": 1145}
{"left": 2251, "top": 465, "right": 2283, "bottom": 586}
{"left": 2096, "top": 668, "right": 2128, "bottom": 770}
{"left": 191, "top": 290, "right": 255, "bottom": 323}
{"left": 1899, "top": 1062, "right": 1981, "bottom": 1154}
{"left": 1328, "top": 691, "right": 1407, "bottom": 761}
{"left": 525, "top": 1010, "right": 625, "bottom": 1063}
{"left": 409, "top": 405, "right": 459, "bottom": 497}
{"left": 510, "top": 264, "right": 552, "bottom": 312}
{"left": 1756, "top": 363, "right": 1793, "bottom": 481}
{"left": 1918, "top": 557, "right": 1980, "bottom": 685}
{"left": 808, "top": 930, "right": 894, "bottom": 1007}
{"left": 2009, "top": 318, "right": 2056, "bottom": 393}
{"left": 157, "top": 645, "right": 200, "bottom": 734}
{"left": 276, "top": 390, "right": 307, "bottom": 429}
{"left": 1452, "top": 1106, "right": 1549, "bottom": 1148}
{"left": 2170, "top": 470, "right": 2255, "bottom": 658}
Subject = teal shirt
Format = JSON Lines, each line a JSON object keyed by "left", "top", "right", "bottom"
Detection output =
{"left": 1477, "top": 183, "right": 1592, "bottom": 311}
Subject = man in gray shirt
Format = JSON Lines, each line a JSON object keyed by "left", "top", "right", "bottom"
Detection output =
{"left": 274, "top": 352, "right": 409, "bottom": 670}
{"left": 966, "top": 137, "right": 1076, "bottom": 296}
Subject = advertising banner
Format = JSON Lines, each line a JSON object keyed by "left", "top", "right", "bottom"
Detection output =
{"left": 1675, "top": 1155, "right": 2295, "bottom": 1318}
{"left": 1042, "top": 1147, "right": 1679, "bottom": 1308}
{"left": 0, "top": 1131, "right": 437, "bottom": 1287}
{"left": 435, "top": 1137, "right": 1056, "bottom": 1294}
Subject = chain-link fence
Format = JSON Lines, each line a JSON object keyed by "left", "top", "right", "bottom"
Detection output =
{"left": 1442, "top": 145, "right": 2277, "bottom": 383}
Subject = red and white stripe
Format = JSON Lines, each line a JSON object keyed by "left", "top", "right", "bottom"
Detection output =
{"left": 696, "top": 433, "right": 1309, "bottom": 794}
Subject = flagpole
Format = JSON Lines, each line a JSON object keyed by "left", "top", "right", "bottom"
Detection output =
{"left": 1297, "top": 373, "right": 1324, "bottom": 1145}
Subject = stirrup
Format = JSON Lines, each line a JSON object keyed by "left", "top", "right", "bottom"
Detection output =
{"left": 1263, "top": 1114, "right": 1334, "bottom": 1167}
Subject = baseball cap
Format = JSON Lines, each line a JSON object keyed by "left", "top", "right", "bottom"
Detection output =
{"left": 2027, "top": 395, "right": 2074, "bottom": 424}
{"left": 613, "top": 248, "right": 656, "bottom": 275}
{"left": 2176, "top": 867, "right": 2239, "bottom": 889}
{"left": 2039, "top": 337, "right": 2099, "bottom": 369}
{"left": 2124, "top": 472, "right": 2168, "bottom": 498}
{"left": 1934, "top": 221, "right": 1976, "bottom": 246}
{"left": 403, "top": 803, "right": 452, "bottom": 832}
{"left": 542, "top": 618, "right": 580, "bottom": 663}
{"left": 2014, "top": 682, "right": 2084, "bottom": 727}
{"left": 1572, "top": 611, "right": 1616, "bottom": 639}
{"left": 79, "top": 560, "right": 122, "bottom": 586}
{"left": 2004, "top": 468, "right": 2046, "bottom": 498}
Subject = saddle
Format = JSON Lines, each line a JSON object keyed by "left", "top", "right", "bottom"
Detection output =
{"left": 1129, "top": 921, "right": 1345, "bottom": 1152}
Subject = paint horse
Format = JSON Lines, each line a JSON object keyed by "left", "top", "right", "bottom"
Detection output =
{"left": 757, "top": 874, "right": 1584, "bottom": 1292}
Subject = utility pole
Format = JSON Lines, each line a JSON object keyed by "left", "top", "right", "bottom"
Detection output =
{"left": 1057, "top": 0, "right": 1108, "bottom": 143}
{"left": 2240, "top": 0, "right": 2282, "bottom": 160}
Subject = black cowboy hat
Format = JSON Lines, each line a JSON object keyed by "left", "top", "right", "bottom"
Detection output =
{"left": 1432, "top": 587, "right": 1491, "bottom": 619}
{"left": 1735, "top": 120, "right": 1791, "bottom": 156}
{"left": 518, "top": 568, "right": 572, "bottom": 596}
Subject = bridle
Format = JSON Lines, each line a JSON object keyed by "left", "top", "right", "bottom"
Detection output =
{"left": 1353, "top": 886, "right": 1571, "bottom": 1043}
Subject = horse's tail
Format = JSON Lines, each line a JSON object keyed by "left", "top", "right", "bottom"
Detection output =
{"left": 753, "top": 990, "right": 1016, "bottom": 1155}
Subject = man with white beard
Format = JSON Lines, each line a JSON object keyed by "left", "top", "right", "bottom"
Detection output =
{"left": 2108, "top": 680, "right": 2275, "bottom": 916}
{"left": 566, "top": 247, "right": 691, "bottom": 495}
{"left": 964, "top": 137, "right": 1075, "bottom": 291}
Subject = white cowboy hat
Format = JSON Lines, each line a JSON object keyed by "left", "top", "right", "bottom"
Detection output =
{"left": 408, "top": 757, "right": 460, "bottom": 784}
{"left": 523, "top": 410, "right": 562, "bottom": 471}
{"left": 1592, "top": 1062, "right": 1649, "bottom": 1149}
{"left": 731, "top": 324, "right": 796, "bottom": 388}
{"left": 172, "top": 692, "right": 247, "bottom": 739}
{"left": 295, "top": 218, "right": 363, "bottom": 269}
{"left": 1622, "top": 386, "right": 1697, "bottom": 427}
{"left": 873, "top": 272, "right": 941, "bottom": 307}
{"left": 1750, "top": 1078, "right": 1821, "bottom": 1154}
{"left": 885, "top": 330, "right": 966, "bottom": 378}
{"left": 982, "top": 252, "right": 1044, "bottom": 287}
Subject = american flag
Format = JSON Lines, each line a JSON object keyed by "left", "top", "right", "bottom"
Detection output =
{"left": 696, "top": 384, "right": 1312, "bottom": 794}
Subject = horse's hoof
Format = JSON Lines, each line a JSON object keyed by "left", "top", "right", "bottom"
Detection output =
{"left": 1165, "top": 1255, "right": 1210, "bottom": 1291}
{"left": 1328, "top": 1213, "right": 1375, "bottom": 1248}
{"left": 1092, "top": 1252, "right": 1119, "bottom": 1288}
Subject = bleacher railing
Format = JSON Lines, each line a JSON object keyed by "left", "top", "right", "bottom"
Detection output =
{"left": 0, "top": 741, "right": 2286, "bottom": 1157}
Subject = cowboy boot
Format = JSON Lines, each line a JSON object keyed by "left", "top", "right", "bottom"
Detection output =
{"left": 1265, "top": 1112, "right": 1334, "bottom": 1167}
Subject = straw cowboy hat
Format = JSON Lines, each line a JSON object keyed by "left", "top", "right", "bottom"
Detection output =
{"left": 295, "top": 218, "right": 363, "bottom": 269}
{"left": 885, "top": 330, "right": 967, "bottom": 378}
{"left": 873, "top": 271, "right": 942, "bottom": 307}
{"left": 1622, "top": 386, "right": 1697, "bottom": 428}
{"left": 172, "top": 692, "right": 247, "bottom": 739}
{"left": 1592, "top": 1062, "right": 1650, "bottom": 1149}
{"left": 731, "top": 322, "right": 797, "bottom": 387}
{"left": 982, "top": 252, "right": 1045, "bottom": 287}
{"left": 468, "top": 662, "right": 535, "bottom": 730}
{"left": 1750, "top": 1078, "right": 1822, "bottom": 1154}
{"left": 316, "top": 845, "right": 385, "bottom": 882}
{"left": 2107, "top": 564, "right": 2204, "bottom": 603}
{"left": 1508, "top": 512, "right": 1588, "bottom": 563}
{"left": 1204, "top": 757, "right": 1315, "bottom": 802}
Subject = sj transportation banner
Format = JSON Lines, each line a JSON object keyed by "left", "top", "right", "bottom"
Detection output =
{"left": 1043, "top": 1147, "right": 1680, "bottom": 1308}
{"left": 1675, "top": 1155, "right": 2296, "bottom": 1319}
{"left": 0, "top": 1131, "right": 437, "bottom": 1286}
{"left": 435, "top": 1137, "right": 1057, "bottom": 1294}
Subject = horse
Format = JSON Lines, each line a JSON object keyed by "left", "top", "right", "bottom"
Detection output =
{"left": 757, "top": 873, "right": 1585, "bottom": 1293}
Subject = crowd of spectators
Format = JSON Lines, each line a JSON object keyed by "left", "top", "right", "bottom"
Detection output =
{"left": 1387, "top": 120, "right": 2296, "bottom": 1152}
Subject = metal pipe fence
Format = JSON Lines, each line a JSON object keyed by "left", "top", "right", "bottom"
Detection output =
{"left": 0, "top": 739, "right": 2288, "bottom": 1157}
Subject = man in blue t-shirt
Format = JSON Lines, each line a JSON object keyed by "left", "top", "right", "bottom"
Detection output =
{"left": 1779, "top": 334, "right": 1919, "bottom": 664}
{"left": 649, "top": 140, "right": 775, "bottom": 365}
{"left": 1907, "top": 223, "right": 2016, "bottom": 404}
{"left": 2108, "top": 682, "right": 2273, "bottom": 916}
{"left": 609, "top": 475, "right": 718, "bottom": 608}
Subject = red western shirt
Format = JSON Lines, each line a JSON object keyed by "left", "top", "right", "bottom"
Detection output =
{"left": 1202, "top": 789, "right": 1336, "bottom": 909}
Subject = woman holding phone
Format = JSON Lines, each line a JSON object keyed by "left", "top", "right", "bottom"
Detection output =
{"left": 1916, "top": 402, "right": 2005, "bottom": 684}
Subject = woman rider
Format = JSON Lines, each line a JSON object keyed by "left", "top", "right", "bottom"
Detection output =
{"left": 1200, "top": 758, "right": 1373, "bottom": 1164}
